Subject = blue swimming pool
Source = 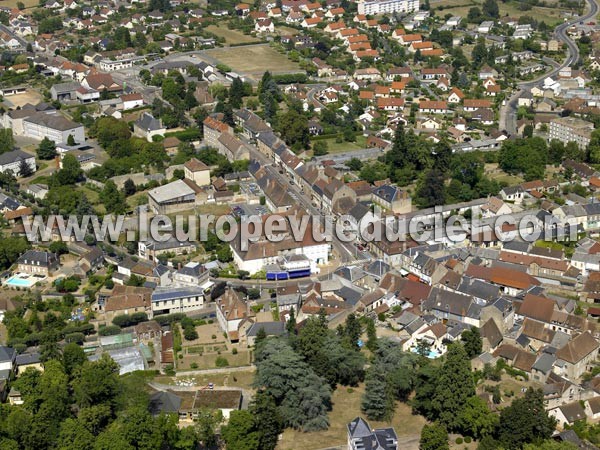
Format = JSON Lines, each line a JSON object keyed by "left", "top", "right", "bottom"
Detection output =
{"left": 5, "top": 276, "right": 35, "bottom": 288}
{"left": 411, "top": 348, "right": 443, "bottom": 359}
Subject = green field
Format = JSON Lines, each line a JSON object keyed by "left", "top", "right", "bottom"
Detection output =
{"left": 204, "top": 44, "right": 302, "bottom": 79}
{"left": 310, "top": 135, "right": 368, "bottom": 155}
{"left": 205, "top": 24, "right": 260, "bottom": 45}
{"left": 431, "top": 0, "right": 569, "bottom": 25}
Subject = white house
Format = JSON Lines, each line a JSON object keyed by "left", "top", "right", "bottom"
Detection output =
{"left": 0, "top": 150, "right": 36, "bottom": 176}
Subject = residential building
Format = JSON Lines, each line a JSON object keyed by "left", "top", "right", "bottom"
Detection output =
{"left": 347, "top": 417, "right": 398, "bottom": 450}
{"left": 357, "top": 0, "right": 418, "bottom": 15}
{"left": 22, "top": 113, "right": 85, "bottom": 144}
{"left": 151, "top": 286, "right": 205, "bottom": 315}
{"left": 183, "top": 158, "right": 210, "bottom": 186}
{"left": 0, "top": 150, "right": 36, "bottom": 176}
{"left": 16, "top": 250, "right": 59, "bottom": 276}
{"left": 549, "top": 117, "right": 594, "bottom": 150}
{"left": 133, "top": 112, "right": 166, "bottom": 142}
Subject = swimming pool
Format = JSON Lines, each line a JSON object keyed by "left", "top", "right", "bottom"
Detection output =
{"left": 411, "top": 347, "right": 443, "bottom": 359}
{"left": 5, "top": 275, "right": 37, "bottom": 288}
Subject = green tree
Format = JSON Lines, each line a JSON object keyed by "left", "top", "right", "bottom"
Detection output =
{"left": 221, "top": 410, "right": 260, "bottom": 450}
{"left": 72, "top": 353, "right": 120, "bottom": 411}
{"left": 498, "top": 388, "right": 556, "bottom": 449}
{"left": 277, "top": 109, "right": 310, "bottom": 152}
{"left": 67, "top": 134, "right": 76, "bottom": 146}
{"left": 250, "top": 390, "right": 282, "bottom": 450}
{"left": 482, "top": 0, "right": 499, "bottom": 18}
{"left": 18, "top": 159, "right": 33, "bottom": 177}
{"left": 416, "top": 169, "right": 446, "bottom": 208}
{"left": 123, "top": 179, "right": 136, "bottom": 196}
{"left": 62, "top": 342, "right": 87, "bottom": 376}
{"left": 100, "top": 180, "right": 126, "bottom": 215}
{"left": 431, "top": 343, "right": 475, "bottom": 430}
{"left": 37, "top": 137, "right": 56, "bottom": 160}
{"left": 55, "top": 154, "right": 83, "bottom": 186}
{"left": 312, "top": 140, "right": 328, "bottom": 156}
{"left": 420, "top": 423, "right": 449, "bottom": 450}
{"left": 458, "top": 396, "right": 498, "bottom": 439}
{"left": 0, "top": 128, "right": 14, "bottom": 154}
{"left": 461, "top": 327, "right": 483, "bottom": 358}
{"left": 229, "top": 77, "right": 245, "bottom": 109}
{"left": 361, "top": 364, "right": 394, "bottom": 421}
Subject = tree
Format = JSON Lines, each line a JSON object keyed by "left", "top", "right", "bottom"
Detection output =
{"left": 461, "top": 327, "right": 483, "bottom": 358}
{"left": 431, "top": 343, "right": 475, "bottom": 430}
{"left": 416, "top": 169, "right": 446, "bottom": 208}
{"left": 49, "top": 241, "right": 68, "bottom": 255}
{"left": 366, "top": 317, "right": 377, "bottom": 351}
{"left": 72, "top": 353, "right": 120, "bottom": 410}
{"left": 312, "top": 140, "right": 328, "bottom": 156}
{"left": 229, "top": 77, "right": 245, "bottom": 109}
{"left": 420, "top": 423, "right": 449, "bottom": 450}
{"left": 361, "top": 364, "right": 393, "bottom": 420}
{"left": 497, "top": 388, "right": 556, "bottom": 449}
{"left": 123, "top": 178, "right": 136, "bottom": 196}
{"left": 67, "top": 134, "right": 76, "bottom": 146}
{"left": 250, "top": 390, "right": 282, "bottom": 450}
{"left": 254, "top": 339, "right": 331, "bottom": 431}
{"left": 344, "top": 313, "right": 362, "bottom": 350}
{"left": 0, "top": 128, "right": 14, "bottom": 154}
{"left": 277, "top": 109, "right": 310, "bottom": 152}
{"left": 37, "top": 137, "right": 57, "bottom": 160}
{"left": 483, "top": 0, "right": 499, "bottom": 18}
{"left": 458, "top": 396, "right": 498, "bottom": 439}
{"left": 18, "top": 158, "right": 33, "bottom": 177}
{"left": 55, "top": 154, "right": 82, "bottom": 186}
{"left": 100, "top": 180, "right": 126, "bottom": 215}
{"left": 221, "top": 410, "right": 259, "bottom": 450}
{"left": 286, "top": 307, "right": 296, "bottom": 335}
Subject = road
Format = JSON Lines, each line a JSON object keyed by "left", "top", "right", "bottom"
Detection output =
{"left": 500, "top": 0, "right": 599, "bottom": 135}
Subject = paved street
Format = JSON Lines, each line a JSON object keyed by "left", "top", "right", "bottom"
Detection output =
{"left": 500, "top": 0, "right": 599, "bottom": 135}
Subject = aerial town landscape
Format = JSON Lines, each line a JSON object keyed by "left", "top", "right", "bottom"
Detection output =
{"left": 1, "top": 0, "right": 600, "bottom": 447}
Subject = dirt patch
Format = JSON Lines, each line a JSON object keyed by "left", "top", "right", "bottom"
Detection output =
{"left": 3, "top": 89, "right": 43, "bottom": 108}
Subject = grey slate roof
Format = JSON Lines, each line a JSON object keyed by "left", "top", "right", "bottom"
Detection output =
{"left": 0, "top": 150, "right": 33, "bottom": 166}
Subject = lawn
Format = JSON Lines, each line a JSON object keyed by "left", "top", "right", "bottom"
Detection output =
{"left": 278, "top": 383, "right": 427, "bottom": 450}
{"left": 3, "top": 0, "right": 39, "bottom": 9}
{"left": 204, "top": 44, "right": 302, "bottom": 79}
{"left": 484, "top": 163, "right": 524, "bottom": 186}
{"left": 310, "top": 135, "right": 368, "bottom": 155}
{"left": 155, "top": 368, "right": 256, "bottom": 390}
{"left": 205, "top": 24, "right": 260, "bottom": 45}
{"left": 432, "top": 0, "right": 567, "bottom": 25}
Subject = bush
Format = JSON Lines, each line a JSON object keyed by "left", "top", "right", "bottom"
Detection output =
{"left": 455, "top": 437, "right": 463, "bottom": 445}
{"left": 211, "top": 334, "right": 216, "bottom": 340}
{"left": 464, "top": 437, "right": 472, "bottom": 443}
{"left": 99, "top": 325, "right": 121, "bottom": 336}
{"left": 112, "top": 312, "right": 148, "bottom": 328}
{"left": 190, "top": 362, "right": 198, "bottom": 369}
{"left": 183, "top": 326, "right": 198, "bottom": 341}
{"left": 215, "top": 356, "right": 229, "bottom": 367}
{"left": 165, "top": 364, "right": 175, "bottom": 376}
{"left": 232, "top": 348, "right": 238, "bottom": 355}
{"left": 65, "top": 332, "right": 85, "bottom": 344}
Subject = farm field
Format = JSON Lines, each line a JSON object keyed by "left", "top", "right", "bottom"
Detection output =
{"left": 205, "top": 24, "right": 260, "bottom": 45}
{"left": 204, "top": 44, "right": 302, "bottom": 80}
